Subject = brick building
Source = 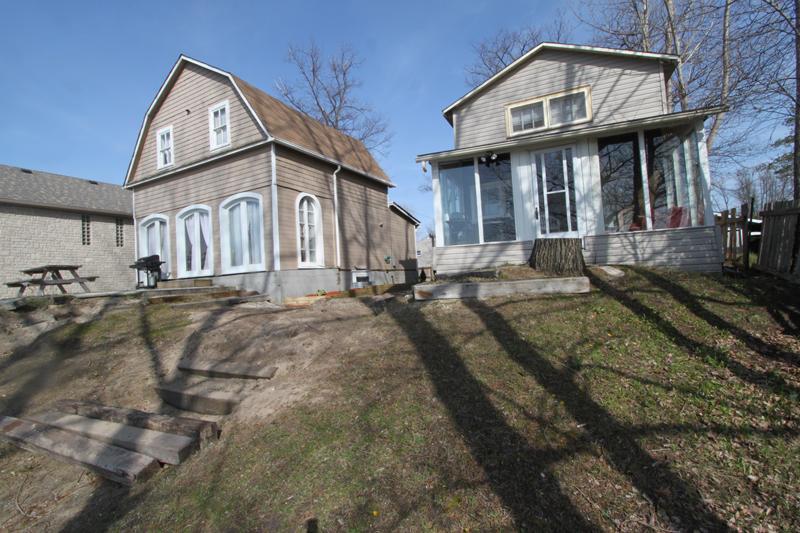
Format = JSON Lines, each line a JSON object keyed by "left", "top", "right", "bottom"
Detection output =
{"left": 0, "top": 165, "right": 134, "bottom": 298}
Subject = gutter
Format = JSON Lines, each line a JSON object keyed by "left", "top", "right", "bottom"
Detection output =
{"left": 332, "top": 165, "right": 342, "bottom": 269}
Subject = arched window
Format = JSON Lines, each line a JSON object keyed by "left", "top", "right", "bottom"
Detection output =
{"left": 138, "top": 214, "right": 170, "bottom": 278}
{"left": 296, "top": 193, "right": 324, "bottom": 268}
{"left": 176, "top": 205, "right": 213, "bottom": 277}
{"left": 219, "top": 192, "right": 265, "bottom": 274}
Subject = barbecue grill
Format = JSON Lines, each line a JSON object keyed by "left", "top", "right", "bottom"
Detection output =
{"left": 130, "top": 255, "right": 165, "bottom": 288}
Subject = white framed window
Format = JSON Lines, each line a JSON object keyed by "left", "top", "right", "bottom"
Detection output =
{"left": 295, "top": 193, "right": 325, "bottom": 268}
{"left": 176, "top": 205, "right": 214, "bottom": 278}
{"left": 208, "top": 100, "right": 230, "bottom": 150}
{"left": 138, "top": 214, "right": 170, "bottom": 278}
{"left": 156, "top": 125, "right": 174, "bottom": 169}
{"left": 506, "top": 86, "right": 592, "bottom": 137}
{"left": 219, "top": 192, "right": 265, "bottom": 274}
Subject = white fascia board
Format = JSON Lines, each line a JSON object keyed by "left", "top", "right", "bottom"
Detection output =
{"left": 124, "top": 54, "right": 271, "bottom": 187}
{"left": 442, "top": 43, "right": 680, "bottom": 120}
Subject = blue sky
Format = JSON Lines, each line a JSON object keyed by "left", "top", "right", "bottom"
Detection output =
{"left": 0, "top": 1, "right": 581, "bottom": 234}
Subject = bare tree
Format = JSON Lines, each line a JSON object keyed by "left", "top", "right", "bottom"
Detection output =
{"left": 276, "top": 42, "right": 391, "bottom": 154}
{"left": 464, "top": 13, "right": 572, "bottom": 86}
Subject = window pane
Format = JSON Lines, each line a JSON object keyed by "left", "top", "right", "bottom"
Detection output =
{"left": 599, "top": 134, "right": 646, "bottom": 232}
{"left": 439, "top": 160, "right": 479, "bottom": 245}
{"left": 229, "top": 203, "right": 243, "bottom": 266}
{"left": 536, "top": 154, "right": 546, "bottom": 229}
{"left": 478, "top": 153, "right": 515, "bottom": 242}
{"left": 511, "top": 102, "right": 544, "bottom": 132}
{"left": 544, "top": 150, "right": 565, "bottom": 191}
{"left": 550, "top": 92, "right": 587, "bottom": 126}
{"left": 547, "top": 191, "right": 568, "bottom": 233}
{"left": 146, "top": 223, "right": 156, "bottom": 256}
{"left": 247, "top": 200, "right": 261, "bottom": 265}
{"left": 645, "top": 127, "right": 705, "bottom": 229}
{"left": 566, "top": 148, "right": 578, "bottom": 232}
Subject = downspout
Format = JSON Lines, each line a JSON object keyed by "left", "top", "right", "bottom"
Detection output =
{"left": 332, "top": 165, "right": 342, "bottom": 269}
{"left": 132, "top": 188, "right": 139, "bottom": 286}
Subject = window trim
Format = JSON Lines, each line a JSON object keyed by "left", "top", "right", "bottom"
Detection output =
{"left": 138, "top": 213, "right": 171, "bottom": 277}
{"left": 295, "top": 193, "right": 325, "bottom": 268}
{"left": 175, "top": 204, "right": 214, "bottom": 278}
{"left": 208, "top": 100, "right": 231, "bottom": 151}
{"left": 219, "top": 192, "right": 266, "bottom": 274}
{"left": 505, "top": 86, "right": 592, "bottom": 138}
{"left": 156, "top": 125, "right": 174, "bottom": 170}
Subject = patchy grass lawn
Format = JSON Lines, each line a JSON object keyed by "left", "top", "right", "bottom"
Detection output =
{"left": 2, "top": 268, "right": 799, "bottom": 531}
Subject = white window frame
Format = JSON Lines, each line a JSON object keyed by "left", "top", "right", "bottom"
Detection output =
{"left": 156, "top": 125, "right": 174, "bottom": 169}
{"left": 505, "top": 86, "right": 592, "bottom": 137}
{"left": 219, "top": 192, "right": 266, "bottom": 274}
{"left": 295, "top": 193, "right": 325, "bottom": 268}
{"left": 176, "top": 204, "right": 214, "bottom": 278}
{"left": 138, "top": 213, "right": 171, "bottom": 278}
{"left": 208, "top": 100, "right": 231, "bottom": 151}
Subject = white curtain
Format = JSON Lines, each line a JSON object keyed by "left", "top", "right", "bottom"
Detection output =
{"left": 199, "top": 211, "right": 210, "bottom": 271}
{"left": 306, "top": 200, "right": 316, "bottom": 263}
{"left": 229, "top": 203, "right": 243, "bottom": 267}
{"left": 146, "top": 223, "right": 156, "bottom": 256}
{"left": 247, "top": 200, "right": 261, "bottom": 264}
{"left": 158, "top": 221, "right": 168, "bottom": 276}
{"left": 184, "top": 213, "right": 196, "bottom": 272}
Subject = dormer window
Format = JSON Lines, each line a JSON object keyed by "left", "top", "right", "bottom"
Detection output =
{"left": 506, "top": 86, "right": 591, "bottom": 137}
{"left": 156, "top": 126, "right": 173, "bottom": 169}
{"left": 208, "top": 100, "right": 230, "bottom": 150}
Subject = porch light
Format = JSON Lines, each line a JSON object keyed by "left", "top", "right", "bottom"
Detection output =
{"left": 480, "top": 152, "right": 499, "bottom": 166}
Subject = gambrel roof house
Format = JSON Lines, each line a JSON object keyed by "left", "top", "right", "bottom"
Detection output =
{"left": 417, "top": 43, "right": 724, "bottom": 275}
{"left": 125, "top": 56, "right": 418, "bottom": 302}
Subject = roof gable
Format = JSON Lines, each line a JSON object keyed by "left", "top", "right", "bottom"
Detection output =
{"left": 443, "top": 43, "right": 679, "bottom": 123}
{"left": 125, "top": 55, "right": 391, "bottom": 187}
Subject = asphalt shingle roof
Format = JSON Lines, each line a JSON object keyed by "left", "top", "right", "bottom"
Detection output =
{"left": 0, "top": 165, "right": 132, "bottom": 216}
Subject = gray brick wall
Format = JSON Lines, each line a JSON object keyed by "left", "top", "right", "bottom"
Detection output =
{"left": 0, "top": 204, "right": 135, "bottom": 298}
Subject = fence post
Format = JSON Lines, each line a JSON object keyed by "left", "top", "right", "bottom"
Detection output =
{"left": 742, "top": 202, "right": 750, "bottom": 273}
{"left": 721, "top": 210, "right": 729, "bottom": 261}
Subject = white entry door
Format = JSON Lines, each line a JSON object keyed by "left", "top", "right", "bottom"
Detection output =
{"left": 529, "top": 146, "right": 579, "bottom": 238}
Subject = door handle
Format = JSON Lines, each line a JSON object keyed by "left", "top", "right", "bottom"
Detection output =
{"left": 535, "top": 207, "right": 539, "bottom": 220}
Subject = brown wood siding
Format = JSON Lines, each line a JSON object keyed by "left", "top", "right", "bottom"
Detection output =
{"left": 454, "top": 50, "right": 667, "bottom": 149}
{"left": 388, "top": 210, "right": 418, "bottom": 271}
{"left": 134, "top": 148, "right": 272, "bottom": 276}
{"left": 336, "top": 170, "right": 390, "bottom": 270}
{"left": 434, "top": 241, "right": 534, "bottom": 275}
{"left": 130, "top": 63, "right": 265, "bottom": 184}
{"left": 275, "top": 146, "right": 336, "bottom": 269}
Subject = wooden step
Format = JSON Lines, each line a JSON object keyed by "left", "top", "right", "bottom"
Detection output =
{"left": 178, "top": 358, "right": 278, "bottom": 380}
{"left": 0, "top": 416, "right": 158, "bottom": 486}
{"left": 27, "top": 411, "right": 195, "bottom": 465}
{"left": 155, "top": 379, "right": 246, "bottom": 415}
{"left": 145, "top": 289, "right": 243, "bottom": 305}
{"left": 157, "top": 279, "right": 213, "bottom": 289}
{"left": 53, "top": 400, "right": 218, "bottom": 444}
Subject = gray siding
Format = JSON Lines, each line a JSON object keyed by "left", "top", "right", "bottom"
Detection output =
{"left": 133, "top": 148, "right": 272, "bottom": 277}
{"left": 583, "top": 226, "right": 722, "bottom": 272}
{"left": 0, "top": 204, "right": 135, "bottom": 297}
{"left": 130, "top": 62, "right": 265, "bottom": 184}
{"left": 454, "top": 50, "right": 667, "bottom": 149}
{"left": 434, "top": 241, "right": 533, "bottom": 275}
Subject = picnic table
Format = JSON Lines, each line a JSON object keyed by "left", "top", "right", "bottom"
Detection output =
{"left": 6, "top": 264, "right": 98, "bottom": 297}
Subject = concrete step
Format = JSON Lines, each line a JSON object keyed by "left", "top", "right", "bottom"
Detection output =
{"left": 178, "top": 358, "right": 278, "bottom": 380}
{"left": 157, "top": 278, "right": 213, "bottom": 289}
{"left": 155, "top": 378, "right": 247, "bottom": 415}
{"left": 53, "top": 400, "right": 219, "bottom": 444}
{"left": 27, "top": 411, "right": 195, "bottom": 465}
{"left": 0, "top": 415, "right": 158, "bottom": 486}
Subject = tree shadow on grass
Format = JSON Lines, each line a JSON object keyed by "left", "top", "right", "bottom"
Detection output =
{"left": 461, "top": 298, "right": 730, "bottom": 531}
{"left": 588, "top": 271, "right": 799, "bottom": 398}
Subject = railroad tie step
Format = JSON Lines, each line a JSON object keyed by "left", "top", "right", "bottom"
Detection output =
{"left": 26, "top": 411, "right": 195, "bottom": 465}
{"left": 0, "top": 415, "right": 158, "bottom": 486}
{"left": 177, "top": 358, "right": 278, "bottom": 380}
{"left": 53, "top": 399, "right": 219, "bottom": 445}
{"left": 155, "top": 379, "right": 246, "bottom": 415}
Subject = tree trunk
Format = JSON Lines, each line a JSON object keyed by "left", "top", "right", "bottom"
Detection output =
{"left": 707, "top": 0, "right": 731, "bottom": 152}
{"left": 529, "top": 238, "right": 586, "bottom": 276}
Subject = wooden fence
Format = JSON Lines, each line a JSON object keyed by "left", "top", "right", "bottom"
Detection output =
{"left": 758, "top": 200, "right": 800, "bottom": 279}
{"left": 716, "top": 203, "right": 752, "bottom": 271}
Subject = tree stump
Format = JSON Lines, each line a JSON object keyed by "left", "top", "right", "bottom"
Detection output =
{"left": 529, "top": 238, "right": 585, "bottom": 276}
